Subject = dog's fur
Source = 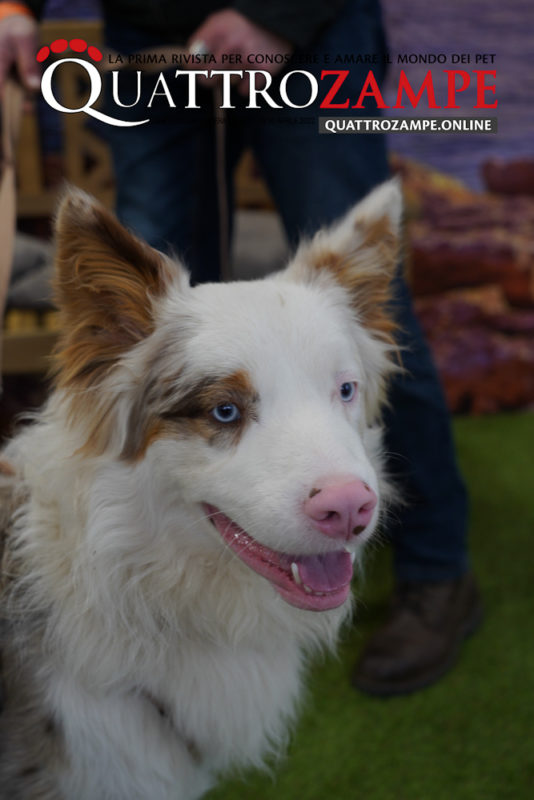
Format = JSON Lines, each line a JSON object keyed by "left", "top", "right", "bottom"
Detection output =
{"left": 0, "top": 181, "right": 401, "bottom": 800}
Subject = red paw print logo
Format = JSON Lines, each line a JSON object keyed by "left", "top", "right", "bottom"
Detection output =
{"left": 36, "top": 39, "right": 103, "bottom": 63}
{"left": 39, "top": 38, "right": 149, "bottom": 128}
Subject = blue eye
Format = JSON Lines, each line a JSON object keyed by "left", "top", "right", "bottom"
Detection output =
{"left": 340, "top": 382, "right": 357, "bottom": 402}
{"left": 212, "top": 403, "right": 241, "bottom": 423}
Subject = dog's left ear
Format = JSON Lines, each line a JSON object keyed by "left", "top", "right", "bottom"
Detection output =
{"left": 53, "top": 189, "right": 184, "bottom": 390}
{"left": 286, "top": 179, "right": 402, "bottom": 344}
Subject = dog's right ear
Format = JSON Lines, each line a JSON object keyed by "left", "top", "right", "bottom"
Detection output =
{"left": 53, "top": 189, "right": 185, "bottom": 391}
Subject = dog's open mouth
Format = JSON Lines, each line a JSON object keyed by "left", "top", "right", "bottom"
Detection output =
{"left": 203, "top": 504, "right": 353, "bottom": 611}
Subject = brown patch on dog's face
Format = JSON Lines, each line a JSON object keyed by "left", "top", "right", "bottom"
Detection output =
{"left": 122, "top": 369, "right": 259, "bottom": 461}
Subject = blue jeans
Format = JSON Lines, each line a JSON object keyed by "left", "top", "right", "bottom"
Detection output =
{"left": 101, "top": 0, "right": 469, "bottom": 582}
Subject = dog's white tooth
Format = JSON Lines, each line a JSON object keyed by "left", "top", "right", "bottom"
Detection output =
{"left": 303, "top": 584, "right": 312, "bottom": 594}
{"left": 350, "top": 552, "right": 356, "bottom": 564}
{"left": 291, "top": 562, "right": 302, "bottom": 586}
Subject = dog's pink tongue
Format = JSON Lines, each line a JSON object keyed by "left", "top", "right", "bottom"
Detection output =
{"left": 295, "top": 551, "right": 353, "bottom": 592}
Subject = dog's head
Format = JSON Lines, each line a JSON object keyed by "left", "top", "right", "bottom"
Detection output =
{"left": 53, "top": 181, "right": 402, "bottom": 613}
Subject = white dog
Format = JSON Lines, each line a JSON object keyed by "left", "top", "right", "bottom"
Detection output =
{"left": 0, "top": 180, "right": 401, "bottom": 799}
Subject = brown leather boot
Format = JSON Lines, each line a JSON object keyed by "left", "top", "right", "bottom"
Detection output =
{"left": 352, "top": 573, "right": 483, "bottom": 696}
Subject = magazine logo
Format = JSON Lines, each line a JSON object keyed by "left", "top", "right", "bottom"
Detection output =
{"left": 38, "top": 39, "right": 149, "bottom": 127}
{"left": 38, "top": 40, "right": 498, "bottom": 127}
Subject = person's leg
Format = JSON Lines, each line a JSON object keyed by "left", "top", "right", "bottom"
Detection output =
{"left": 385, "top": 274, "right": 470, "bottom": 581}
{"left": 105, "top": 119, "right": 221, "bottom": 282}
{"left": 247, "top": 0, "right": 479, "bottom": 694}
{"left": 100, "top": 25, "right": 245, "bottom": 284}
{"left": 248, "top": 0, "right": 390, "bottom": 241}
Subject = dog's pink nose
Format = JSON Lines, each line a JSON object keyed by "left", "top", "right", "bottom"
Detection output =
{"left": 304, "top": 478, "right": 377, "bottom": 540}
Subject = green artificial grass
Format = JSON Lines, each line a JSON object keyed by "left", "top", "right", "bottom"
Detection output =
{"left": 207, "top": 412, "right": 534, "bottom": 800}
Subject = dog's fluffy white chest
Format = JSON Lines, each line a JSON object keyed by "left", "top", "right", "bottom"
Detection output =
{"left": 47, "top": 630, "right": 309, "bottom": 800}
